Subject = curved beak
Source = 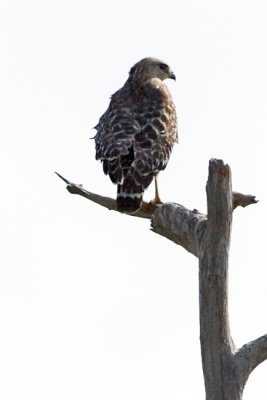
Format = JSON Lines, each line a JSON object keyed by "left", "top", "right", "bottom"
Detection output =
{"left": 169, "top": 71, "right": 176, "bottom": 81}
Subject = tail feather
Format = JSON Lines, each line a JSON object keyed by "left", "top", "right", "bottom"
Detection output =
{"left": 117, "top": 185, "right": 143, "bottom": 213}
{"left": 116, "top": 170, "right": 154, "bottom": 213}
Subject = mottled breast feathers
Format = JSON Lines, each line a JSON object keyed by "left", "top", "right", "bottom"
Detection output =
{"left": 94, "top": 57, "right": 178, "bottom": 212}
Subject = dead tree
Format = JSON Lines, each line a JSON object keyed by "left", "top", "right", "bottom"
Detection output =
{"left": 56, "top": 158, "right": 267, "bottom": 400}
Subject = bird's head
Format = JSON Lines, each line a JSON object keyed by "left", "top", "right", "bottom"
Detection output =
{"left": 128, "top": 57, "right": 176, "bottom": 83}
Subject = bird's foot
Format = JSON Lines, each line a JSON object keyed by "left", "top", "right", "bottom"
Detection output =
{"left": 150, "top": 195, "right": 163, "bottom": 206}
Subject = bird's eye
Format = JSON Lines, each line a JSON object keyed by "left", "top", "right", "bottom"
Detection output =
{"left": 159, "top": 63, "right": 168, "bottom": 70}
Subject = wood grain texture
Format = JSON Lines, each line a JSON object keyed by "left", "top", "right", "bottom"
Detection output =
{"left": 56, "top": 159, "right": 264, "bottom": 399}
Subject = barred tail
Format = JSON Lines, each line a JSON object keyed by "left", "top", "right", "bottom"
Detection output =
{"left": 117, "top": 185, "right": 143, "bottom": 213}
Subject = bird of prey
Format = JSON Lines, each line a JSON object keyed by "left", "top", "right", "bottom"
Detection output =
{"left": 94, "top": 57, "right": 178, "bottom": 212}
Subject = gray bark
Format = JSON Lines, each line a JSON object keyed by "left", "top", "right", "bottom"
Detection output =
{"left": 199, "top": 160, "right": 240, "bottom": 399}
{"left": 56, "top": 159, "right": 266, "bottom": 400}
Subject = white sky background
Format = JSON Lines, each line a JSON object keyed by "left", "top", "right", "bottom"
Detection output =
{"left": 1, "top": 0, "right": 267, "bottom": 398}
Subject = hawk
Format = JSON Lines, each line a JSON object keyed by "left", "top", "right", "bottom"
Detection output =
{"left": 94, "top": 57, "right": 178, "bottom": 212}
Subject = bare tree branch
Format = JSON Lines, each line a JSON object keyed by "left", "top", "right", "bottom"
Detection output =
{"left": 235, "top": 334, "right": 267, "bottom": 390}
{"left": 55, "top": 161, "right": 263, "bottom": 400}
{"left": 55, "top": 171, "right": 257, "bottom": 241}
{"left": 233, "top": 191, "right": 258, "bottom": 209}
{"left": 151, "top": 204, "right": 207, "bottom": 257}
{"left": 55, "top": 171, "right": 160, "bottom": 219}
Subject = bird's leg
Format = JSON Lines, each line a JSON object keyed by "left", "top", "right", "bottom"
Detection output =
{"left": 151, "top": 174, "right": 163, "bottom": 205}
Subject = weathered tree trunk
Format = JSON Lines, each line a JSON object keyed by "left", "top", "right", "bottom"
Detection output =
{"left": 199, "top": 160, "right": 240, "bottom": 399}
{"left": 56, "top": 158, "right": 267, "bottom": 399}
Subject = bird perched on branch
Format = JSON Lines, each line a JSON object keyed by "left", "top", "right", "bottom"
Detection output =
{"left": 94, "top": 57, "right": 178, "bottom": 212}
